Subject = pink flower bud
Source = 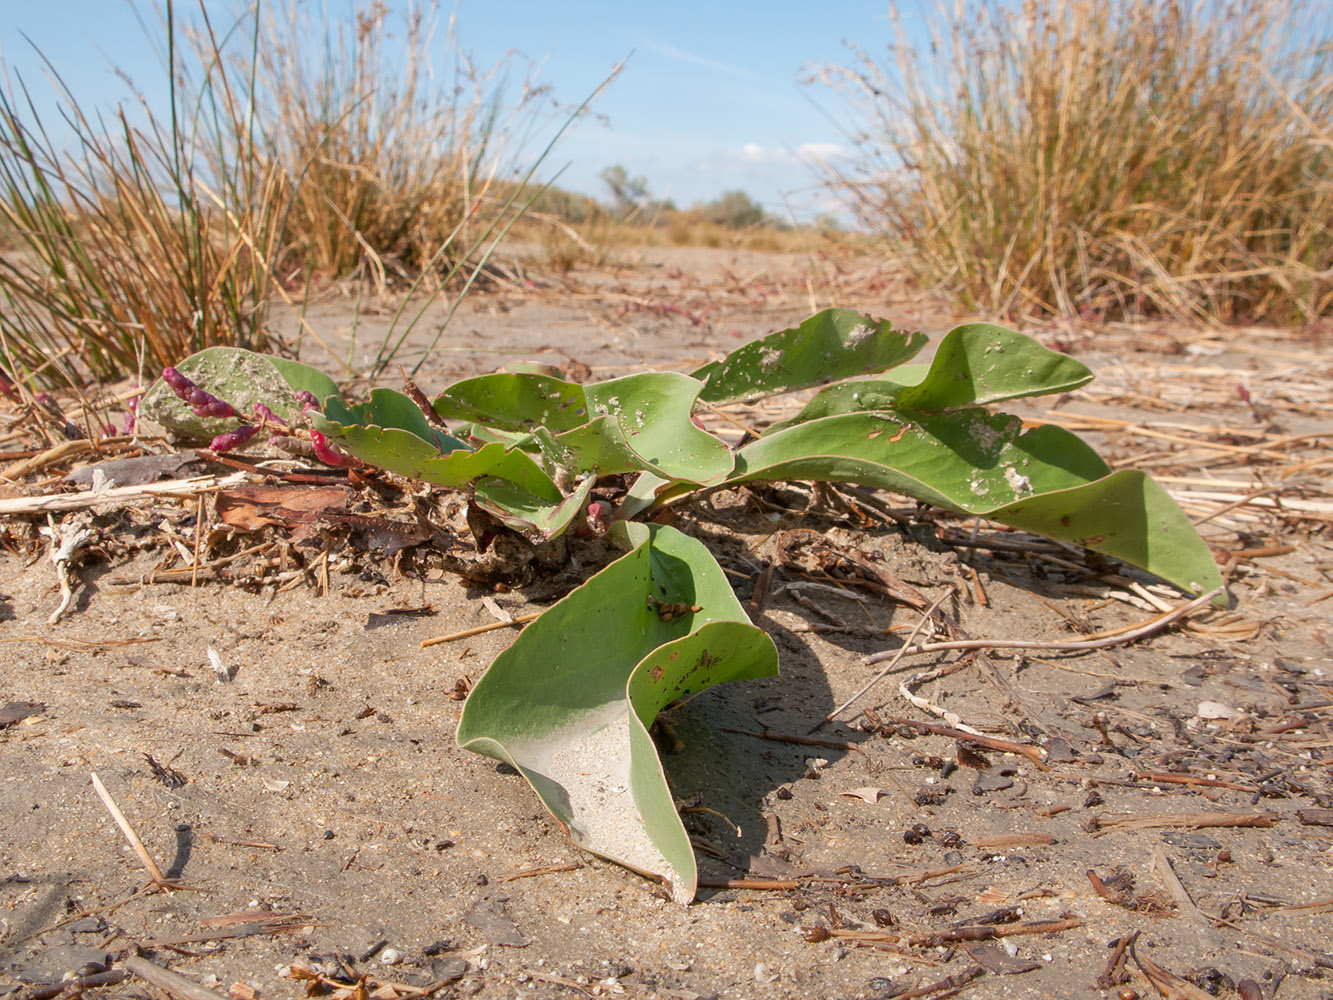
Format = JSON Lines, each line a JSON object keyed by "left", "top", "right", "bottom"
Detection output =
{"left": 585, "top": 500, "right": 614, "bottom": 536}
{"left": 253, "top": 403, "right": 288, "bottom": 430}
{"left": 310, "top": 430, "right": 352, "bottom": 467}
{"left": 208, "top": 424, "right": 258, "bottom": 452}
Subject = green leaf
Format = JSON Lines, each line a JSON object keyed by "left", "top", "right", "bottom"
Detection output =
{"left": 690, "top": 308, "right": 927, "bottom": 404}
{"left": 894, "top": 323, "right": 1092, "bottom": 410}
{"left": 322, "top": 389, "right": 467, "bottom": 454}
{"left": 312, "top": 400, "right": 559, "bottom": 494}
{"left": 433, "top": 372, "right": 588, "bottom": 433}
{"left": 731, "top": 412, "right": 1222, "bottom": 599}
{"left": 268, "top": 358, "right": 341, "bottom": 408}
{"left": 456, "top": 524, "right": 778, "bottom": 903}
{"left": 473, "top": 475, "right": 595, "bottom": 540}
{"left": 770, "top": 323, "right": 1092, "bottom": 430}
{"left": 533, "top": 373, "right": 733, "bottom": 483}
{"left": 140, "top": 346, "right": 331, "bottom": 442}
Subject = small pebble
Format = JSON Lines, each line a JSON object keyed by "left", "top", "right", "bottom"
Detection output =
{"left": 1117, "top": 988, "right": 1138, "bottom": 1000}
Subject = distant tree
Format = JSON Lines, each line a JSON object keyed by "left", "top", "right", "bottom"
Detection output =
{"left": 700, "top": 189, "right": 767, "bottom": 229}
{"left": 599, "top": 164, "right": 650, "bottom": 219}
{"left": 531, "top": 185, "right": 605, "bottom": 224}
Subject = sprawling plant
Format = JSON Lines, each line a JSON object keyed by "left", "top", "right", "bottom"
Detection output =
{"left": 142, "top": 309, "right": 1221, "bottom": 902}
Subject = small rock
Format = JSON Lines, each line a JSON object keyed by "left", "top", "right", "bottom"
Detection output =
{"left": 17, "top": 946, "right": 111, "bottom": 985}
{"left": 973, "top": 769, "right": 1014, "bottom": 794}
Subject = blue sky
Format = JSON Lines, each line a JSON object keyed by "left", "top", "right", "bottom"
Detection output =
{"left": 0, "top": 1, "right": 901, "bottom": 220}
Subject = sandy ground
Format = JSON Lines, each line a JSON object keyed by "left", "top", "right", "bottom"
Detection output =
{"left": 1, "top": 247, "right": 1331, "bottom": 1000}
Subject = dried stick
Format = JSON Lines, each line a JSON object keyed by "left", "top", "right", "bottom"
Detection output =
{"left": 0, "top": 472, "right": 247, "bottom": 515}
{"left": 1153, "top": 848, "right": 1224, "bottom": 947}
{"left": 125, "top": 956, "right": 232, "bottom": 1000}
{"left": 1093, "top": 811, "right": 1275, "bottom": 832}
{"left": 42, "top": 513, "right": 94, "bottom": 625}
{"left": 89, "top": 772, "right": 169, "bottom": 887}
{"left": 421, "top": 612, "right": 541, "bottom": 647}
{"left": 13, "top": 970, "right": 127, "bottom": 1000}
{"left": 862, "top": 586, "right": 1223, "bottom": 666}
{"left": 880, "top": 716, "right": 1049, "bottom": 771}
{"left": 820, "top": 590, "right": 951, "bottom": 725}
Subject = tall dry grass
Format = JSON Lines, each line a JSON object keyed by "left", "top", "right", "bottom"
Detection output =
{"left": 817, "top": 0, "right": 1333, "bottom": 323}
{"left": 257, "top": 2, "right": 538, "bottom": 289}
{"left": 0, "top": 4, "right": 282, "bottom": 384}
{"left": 0, "top": 1, "right": 551, "bottom": 387}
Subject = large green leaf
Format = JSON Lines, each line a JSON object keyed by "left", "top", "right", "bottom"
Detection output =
{"left": 140, "top": 347, "right": 335, "bottom": 442}
{"left": 770, "top": 323, "right": 1093, "bottom": 430}
{"left": 322, "top": 389, "right": 468, "bottom": 454}
{"left": 456, "top": 524, "right": 778, "bottom": 903}
{"left": 533, "top": 373, "right": 733, "bottom": 484}
{"left": 690, "top": 308, "right": 927, "bottom": 404}
{"left": 311, "top": 400, "right": 558, "bottom": 495}
{"left": 433, "top": 372, "right": 588, "bottom": 433}
{"left": 731, "top": 412, "right": 1222, "bottom": 599}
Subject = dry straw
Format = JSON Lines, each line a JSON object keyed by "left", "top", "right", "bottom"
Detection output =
{"left": 815, "top": 0, "right": 1333, "bottom": 323}
{"left": 0, "top": 1, "right": 550, "bottom": 387}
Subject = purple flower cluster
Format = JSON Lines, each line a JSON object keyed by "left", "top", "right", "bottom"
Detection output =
{"left": 158, "top": 366, "right": 346, "bottom": 467}
{"left": 162, "top": 367, "right": 238, "bottom": 419}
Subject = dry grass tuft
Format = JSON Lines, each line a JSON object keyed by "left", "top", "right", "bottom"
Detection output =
{"left": 0, "top": 4, "right": 282, "bottom": 384}
{"left": 258, "top": 2, "right": 540, "bottom": 288}
{"left": 0, "top": 1, "right": 548, "bottom": 387}
{"left": 816, "top": 0, "right": 1333, "bottom": 323}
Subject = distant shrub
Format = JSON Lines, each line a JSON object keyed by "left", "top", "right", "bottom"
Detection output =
{"left": 700, "top": 190, "right": 767, "bottom": 229}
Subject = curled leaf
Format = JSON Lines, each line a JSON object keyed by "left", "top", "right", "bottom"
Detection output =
{"left": 457, "top": 524, "right": 778, "bottom": 902}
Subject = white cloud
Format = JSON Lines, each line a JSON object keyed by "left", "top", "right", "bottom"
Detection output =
{"left": 712, "top": 141, "right": 850, "bottom": 168}
{"left": 796, "top": 141, "right": 848, "bottom": 162}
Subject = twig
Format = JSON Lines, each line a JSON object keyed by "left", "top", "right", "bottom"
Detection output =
{"left": 0, "top": 438, "right": 95, "bottom": 480}
{"left": 41, "top": 513, "right": 94, "bottom": 625}
{"left": 125, "top": 956, "right": 232, "bottom": 1000}
{"left": 13, "top": 970, "right": 127, "bottom": 1000}
{"left": 861, "top": 586, "right": 1224, "bottom": 666}
{"left": 0, "top": 471, "right": 248, "bottom": 515}
{"left": 421, "top": 612, "right": 541, "bottom": 647}
{"left": 502, "top": 862, "right": 581, "bottom": 882}
{"left": 721, "top": 728, "right": 862, "bottom": 751}
{"left": 191, "top": 493, "right": 204, "bottom": 589}
{"left": 1153, "top": 848, "right": 1224, "bottom": 947}
{"left": 1092, "top": 811, "right": 1275, "bottom": 832}
{"left": 819, "top": 590, "right": 951, "bottom": 726}
{"left": 1130, "top": 940, "right": 1218, "bottom": 1000}
{"left": 897, "top": 659, "right": 983, "bottom": 735}
{"left": 879, "top": 717, "right": 1048, "bottom": 771}
{"left": 698, "top": 863, "right": 968, "bottom": 892}
{"left": 89, "top": 772, "right": 170, "bottom": 888}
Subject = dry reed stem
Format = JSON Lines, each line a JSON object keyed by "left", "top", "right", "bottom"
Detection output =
{"left": 89, "top": 772, "right": 169, "bottom": 887}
